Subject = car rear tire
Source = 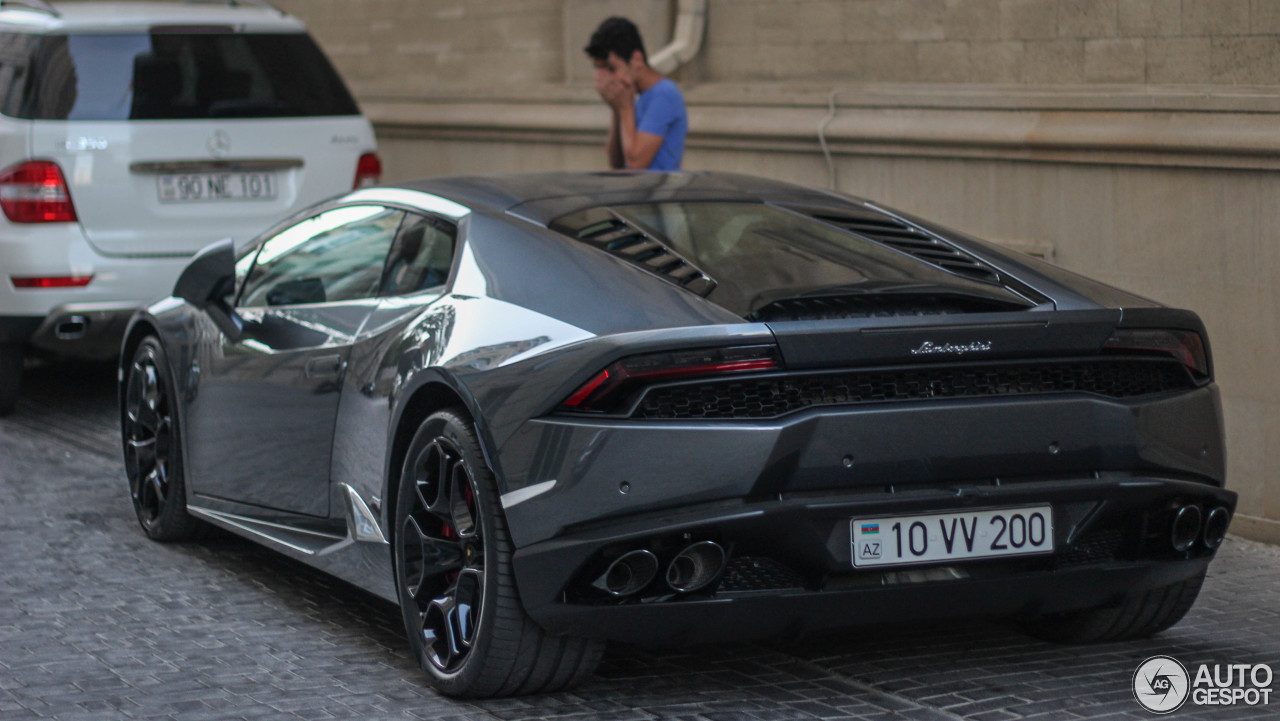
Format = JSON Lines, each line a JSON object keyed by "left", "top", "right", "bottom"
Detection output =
{"left": 0, "top": 343, "right": 22, "bottom": 416}
{"left": 122, "top": 337, "right": 203, "bottom": 542}
{"left": 1020, "top": 569, "right": 1206, "bottom": 644}
{"left": 394, "top": 409, "right": 604, "bottom": 697}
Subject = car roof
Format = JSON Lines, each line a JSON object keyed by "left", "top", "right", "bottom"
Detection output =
{"left": 0, "top": 1, "right": 304, "bottom": 33}
{"left": 394, "top": 171, "right": 859, "bottom": 225}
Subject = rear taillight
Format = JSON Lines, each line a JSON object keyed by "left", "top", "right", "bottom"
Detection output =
{"left": 0, "top": 161, "right": 77, "bottom": 223}
{"left": 560, "top": 345, "right": 781, "bottom": 413}
{"left": 11, "top": 275, "right": 94, "bottom": 289}
{"left": 354, "top": 152, "right": 382, "bottom": 189}
{"left": 1103, "top": 328, "right": 1209, "bottom": 379}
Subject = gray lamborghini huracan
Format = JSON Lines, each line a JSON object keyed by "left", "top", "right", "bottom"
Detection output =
{"left": 119, "top": 171, "right": 1235, "bottom": 697}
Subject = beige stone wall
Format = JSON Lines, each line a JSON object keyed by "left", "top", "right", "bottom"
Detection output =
{"left": 276, "top": 0, "right": 1280, "bottom": 91}
{"left": 270, "top": 1, "right": 1280, "bottom": 543}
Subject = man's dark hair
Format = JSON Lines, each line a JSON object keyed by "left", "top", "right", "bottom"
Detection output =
{"left": 585, "top": 16, "right": 647, "bottom": 63}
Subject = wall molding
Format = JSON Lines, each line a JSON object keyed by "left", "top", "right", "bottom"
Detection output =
{"left": 365, "top": 82, "right": 1280, "bottom": 171}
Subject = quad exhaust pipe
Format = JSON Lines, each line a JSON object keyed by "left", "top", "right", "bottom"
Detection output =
{"left": 665, "top": 541, "right": 725, "bottom": 593}
{"left": 1171, "top": 505, "right": 1201, "bottom": 551}
{"left": 592, "top": 541, "right": 729, "bottom": 597}
{"left": 1203, "top": 506, "right": 1230, "bottom": 549}
{"left": 593, "top": 549, "right": 659, "bottom": 597}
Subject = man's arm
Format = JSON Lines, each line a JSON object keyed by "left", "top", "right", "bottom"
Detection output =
{"left": 614, "top": 104, "right": 664, "bottom": 170}
{"left": 606, "top": 109, "right": 624, "bottom": 169}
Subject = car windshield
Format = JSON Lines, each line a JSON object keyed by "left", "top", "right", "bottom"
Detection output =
{"left": 0, "top": 31, "right": 358, "bottom": 120}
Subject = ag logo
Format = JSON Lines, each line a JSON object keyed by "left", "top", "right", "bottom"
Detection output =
{"left": 1134, "top": 655, "right": 1190, "bottom": 714}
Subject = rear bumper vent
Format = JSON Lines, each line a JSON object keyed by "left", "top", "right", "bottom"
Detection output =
{"left": 632, "top": 358, "right": 1196, "bottom": 420}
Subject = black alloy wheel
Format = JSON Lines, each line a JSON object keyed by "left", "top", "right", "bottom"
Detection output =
{"left": 399, "top": 434, "right": 486, "bottom": 674}
{"left": 122, "top": 337, "right": 201, "bottom": 541}
{"left": 394, "top": 409, "right": 603, "bottom": 697}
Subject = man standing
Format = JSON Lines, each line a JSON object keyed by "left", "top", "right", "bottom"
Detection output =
{"left": 585, "top": 17, "right": 687, "bottom": 171}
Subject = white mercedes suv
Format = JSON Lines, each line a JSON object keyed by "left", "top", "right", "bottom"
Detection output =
{"left": 0, "top": 1, "right": 380, "bottom": 414}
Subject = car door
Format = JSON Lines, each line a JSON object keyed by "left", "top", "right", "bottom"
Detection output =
{"left": 185, "top": 204, "right": 404, "bottom": 517}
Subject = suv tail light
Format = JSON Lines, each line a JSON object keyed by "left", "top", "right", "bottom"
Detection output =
{"left": 1103, "top": 328, "right": 1210, "bottom": 379}
{"left": 560, "top": 345, "right": 781, "bottom": 414}
{"left": 354, "top": 152, "right": 382, "bottom": 189}
{"left": 0, "top": 161, "right": 78, "bottom": 223}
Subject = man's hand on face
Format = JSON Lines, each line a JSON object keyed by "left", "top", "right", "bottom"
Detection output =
{"left": 593, "top": 58, "right": 635, "bottom": 111}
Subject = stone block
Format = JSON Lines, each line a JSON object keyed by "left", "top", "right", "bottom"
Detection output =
{"left": 797, "top": 1, "right": 847, "bottom": 45}
{"left": 999, "top": 0, "right": 1058, "bottom": 40}
{"left": 941, "top": 0, "right": 1003, "bottom": 41}
{"left": 813, "top": 43, "right": 871, "bottom": 80}
{"left": 755, "top": 2, "right": 802, "bottom": 45}
{"left": 1057, "top": 0, "right": 1118, "bottom": 38}
{"left": 1252, "top": 0, "right": 1280, "bottom": 34}
{"left": 888, "top": 0, "right": 947, "bottom": 41}
{"left": 1182, "top": 0, "right": 1250, "bottom": 35}
{"left": 1117, "top": 0, "right": 1181, "bottom": 36}
{"left": 1211, "top": 36, "right": 1280, "bottom": 84}
{"left": 704, "top": 0, "right": 756, "bottom": 47}
{"left": 861, "top": 42, "right": 921, "bottom": 82}
{"left": 917, "top": 41, "right": 972, "bottom": 82}
{"left": 1145, "top": 37, "right": 1211, "bottom": 83}
{"left": 970, "top": 40, "right": 1026, "bottom": 82}
{"left": 1084, "top": 38, "right": 1145, "bottom": 81}
{"left": 1021, "top": 39, "right": 1085, "bottom": 82}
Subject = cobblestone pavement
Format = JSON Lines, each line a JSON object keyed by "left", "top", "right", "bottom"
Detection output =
{"left": 2, "top": 362, "right": 1278, "bottom": 721}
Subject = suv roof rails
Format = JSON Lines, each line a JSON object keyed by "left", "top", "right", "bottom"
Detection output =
{"left": 0, "top": 0, "right": 59, "bottom": 17}
{"left": 186, "top": 0, "right": 284, "bottom": 13}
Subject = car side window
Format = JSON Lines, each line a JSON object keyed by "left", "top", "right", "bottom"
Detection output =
{"left": 378, "top": 212, "right": 457, "bottom": 296}
{"left": 240, "top": 205, "right": 404, "bottom": 307}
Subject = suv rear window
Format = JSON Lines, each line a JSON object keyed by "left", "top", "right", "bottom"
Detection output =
{"left": 0, "top": 31, "right": 358, "bottom": 120}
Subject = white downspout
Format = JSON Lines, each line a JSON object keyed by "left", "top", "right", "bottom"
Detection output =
{"left": 648, "top": 0, "right": 706, "bottom": 74}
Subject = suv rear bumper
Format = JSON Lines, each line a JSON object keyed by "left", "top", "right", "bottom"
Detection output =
{"left": 1, "top": 223, "right": 192, "bottom": 359}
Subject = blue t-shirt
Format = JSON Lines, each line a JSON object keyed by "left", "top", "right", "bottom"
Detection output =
{"left": 634, "top": 78, "right": 687, "bottom": 171}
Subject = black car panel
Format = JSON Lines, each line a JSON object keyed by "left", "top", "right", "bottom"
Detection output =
{"left": 118, "top": 171, "right": 1237, "bottom": 698}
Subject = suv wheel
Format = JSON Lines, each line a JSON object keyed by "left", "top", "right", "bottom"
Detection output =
{"left": 0, "top": 343, "right": 22, "bottom": 416}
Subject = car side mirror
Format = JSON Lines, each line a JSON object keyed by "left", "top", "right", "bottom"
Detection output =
{"left": 174, "top": 239, "right": 244, "bottom": 341}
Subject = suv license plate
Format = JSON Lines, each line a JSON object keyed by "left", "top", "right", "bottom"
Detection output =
{"left": 851, "top": 506, "right": 1054, "bottom": 568}
{"left": 158, "top": 172, "right": 277, "bottom": 202}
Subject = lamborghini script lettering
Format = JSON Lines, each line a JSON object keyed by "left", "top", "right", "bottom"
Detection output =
{"left": 910, "top": 340, "right": 994, "bottom": 356}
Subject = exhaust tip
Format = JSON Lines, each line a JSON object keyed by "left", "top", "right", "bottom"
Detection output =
{"left": 1203, "top": 506, "right": 1230, "bottom": 549}
{"left": 1171, "top": 505, "right": 1201, "bottom": 552}
{"left": 54, "top": 315, "right": 88, "bottom": 340}
{"left": 665, "top": 541, "right": 726, "bottom": 593}
{"left": 593, "top": 549, "right": 659, "bottom": 597}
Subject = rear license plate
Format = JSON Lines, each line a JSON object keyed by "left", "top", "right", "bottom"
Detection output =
{"left": 158, "top": 172, "right": 277, "bottom": 202}
{"left": 851, "top": 505, "right": 1054, "bottom": 568}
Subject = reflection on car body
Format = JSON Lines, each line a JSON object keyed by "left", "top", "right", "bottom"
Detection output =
{"left": 120, "top": 171, "right": 1235, "bottom": 698}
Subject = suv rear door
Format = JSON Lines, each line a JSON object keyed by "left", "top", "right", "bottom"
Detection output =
{"left": 18, "top": 29, "right": 375, "bottom": 256}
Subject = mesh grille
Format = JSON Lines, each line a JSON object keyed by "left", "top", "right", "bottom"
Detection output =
{"left": 632, "top": 359, "right": 1194, "bottom": 420}
{"left": 1056, "top": 529, "right": 1125, "bottom": 568}
{"left": 718, "top": 557, "right": 806, "bottom": 593}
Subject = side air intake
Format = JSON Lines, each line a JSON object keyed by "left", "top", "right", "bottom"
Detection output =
{"left": 792, "top": 205, "right": 1002, "bottom": 284}
{"left": 551, "top": 208, "right": 717, "bottom": 296}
